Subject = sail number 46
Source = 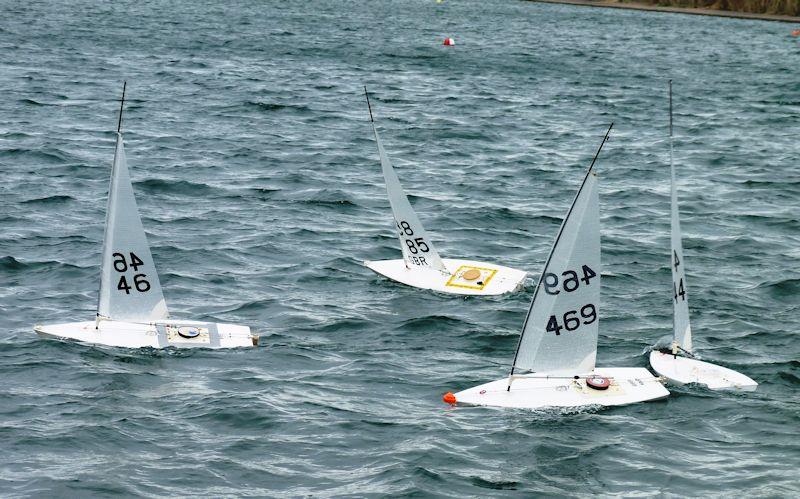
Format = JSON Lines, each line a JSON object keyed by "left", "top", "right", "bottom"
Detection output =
{"left": 112, "top": 251, "right": 151, "bottom": 294}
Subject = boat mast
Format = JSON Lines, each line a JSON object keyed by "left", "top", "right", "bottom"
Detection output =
{"left": 669, "top": 79, "right": 676, "bottom": 352}
{"left": 96, "top": 82, "right": 127, "bottom": 326}
{"left": 507, "top": 123, "right": 613, "bottom": 387}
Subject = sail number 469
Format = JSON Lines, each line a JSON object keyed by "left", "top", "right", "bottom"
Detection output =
{"left": 112, "top": 251, "right": 151, "bottom": 294}
{"left": 544, "top": 265, "right": 596, "bottom": 295}
{"left": 547, "top": 304, "right": 596, "bottom": 336}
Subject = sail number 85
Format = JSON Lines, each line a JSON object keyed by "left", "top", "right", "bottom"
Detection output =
{"left": 396, "top": 220, "right": 429, "bottom": 254}
{"left": 112, "top": 251, "right": 151, "bottom": 294}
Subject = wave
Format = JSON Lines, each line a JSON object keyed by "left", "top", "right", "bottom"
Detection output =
{"left": 134, "top": 178, "right": 218, "bottom": 196}
{"left": 758, "top": 277, "right": 800, "bottom": 298}
{"left": 0, "top": 255, "right": 83, "bottom": 273}
{"left": 0, "top": 148, "right": 72, "bottom": 163}
{"left": 21, "top": 194, "right": 74, "bottom": 205}
{"left": 243, "top": 101, "right": 311, "bottom": 113}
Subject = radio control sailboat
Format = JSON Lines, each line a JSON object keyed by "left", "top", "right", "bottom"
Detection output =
{"left": 362, "top": 88, "right": 526, "bottom": 295}
{"left": 648, "top": 82, "right": 757, "bottom": 391}
{"left": 444, "top": 125, "right": 669, "bottom": 409}
{"left": 34, "top": 84, "right": 257, "bottom": 349}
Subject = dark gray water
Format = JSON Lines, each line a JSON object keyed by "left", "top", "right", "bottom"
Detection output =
{"left": 1, "top": 0, "right": 799, "bottom": 496}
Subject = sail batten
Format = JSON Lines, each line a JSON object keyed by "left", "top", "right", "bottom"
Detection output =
{"left": 371, "top": 123, "right": 448, "bottom": 274}
{"left": 97, "top": 133, "right": 168, "bottom": 322}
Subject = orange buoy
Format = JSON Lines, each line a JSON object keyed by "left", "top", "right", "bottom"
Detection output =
{"left": 443, "top": 37, "right": 455, "bottom": 46}
{"left": 792, "top": 29, "right": 800, "bottom": 36}
{"left": 443, "top": 392, "right": 457, "bottom": 404}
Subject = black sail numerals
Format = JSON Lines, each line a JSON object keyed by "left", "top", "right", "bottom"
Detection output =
{"left": 543, "top": 264, "right": 598, "bottom": 335}
{"left": 673, "top": 278, "right": 686, "bottom": 302}
{"left": 544, "top": 265, "right": 597, "bottom": 295}
{"left": 112, "top": 252, "right": 127, "bottom": 272}
{"left": 129, "top": 252, "right": 144, "bottom": 271}
{"left": 546, "top": 315, "right": 563, "bottom": 336}
{"left": 117, "top": 275, "right": 132, "bottom": 294}
{"left": 112, "top": 251, "right": 151, "bottom": 294}
{"left": 580, "top": 265, "right": 596, "bottom": 285}
{"left": 396, "top": 220, "right": 431, "bottom": 266}
{"left": 134, "top": 274, "right": 151, "bottom": 292}
{"left": 546, "top": 304, "right": 597, "bottom": 336}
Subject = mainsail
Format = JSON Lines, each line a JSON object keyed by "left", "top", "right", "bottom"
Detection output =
{"left": 510, "top": 126, "right": 610, "bottom": 376}
{"left": 366, "top": 90, "right": 448, "bottom": 274}
{"left": 97, "top": 132, "right": 168, "bottom": 322}
{"left": 669, "top": 81, "right": 692, "bottom": 352}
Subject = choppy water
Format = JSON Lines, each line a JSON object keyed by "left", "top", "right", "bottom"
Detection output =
{"left": 1, "top": 0, "right": 799, "bottom": 496}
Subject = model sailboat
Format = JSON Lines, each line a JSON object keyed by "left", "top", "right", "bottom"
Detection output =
{"left": 362, "top": 88, "right": 527, "bottom": 295}
{"left": 648, "top": 82, "right": 757, "bottom": 391}
{"left": 444, "top": 125, "right": 669, "bottom": 409}
{"left": 34, "top": 83, "right": 257, "bottom": 349}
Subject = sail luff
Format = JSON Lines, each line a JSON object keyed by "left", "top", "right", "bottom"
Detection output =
{"left": 96, "top": 135, "right": 120, "bottom": 319}
{"left": 509, "top": 125, "right": 611, "bottom": 377}
{"left": 97, "top": 133, "right": 169, "bottom": 322}
{"left": 669, "top": 82, "right": 692, "bottom": 352}
{"left": 370, "top": 121, "right": 449, "bottom": 274}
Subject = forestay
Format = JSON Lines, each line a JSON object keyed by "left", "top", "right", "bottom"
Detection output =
{"left": 370, "top": 122, "right": 448, "bottom": 274}
{"left": 669, "top": 82, "right": 692, "bottom": 352}
{"left": 97, "top": 133, "right": 169, "bottom": 322}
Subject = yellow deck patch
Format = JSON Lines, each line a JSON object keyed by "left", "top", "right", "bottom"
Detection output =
{"left": 445, "top": 265, "right": 498, "bottom": 290}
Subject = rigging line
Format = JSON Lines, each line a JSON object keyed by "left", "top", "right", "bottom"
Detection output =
{"left": 507, "top": 123, "right": 613, "bottom": 387}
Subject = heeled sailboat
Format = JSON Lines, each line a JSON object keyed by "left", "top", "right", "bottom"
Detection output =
{"left": 362, "top": 88, "right": 527, "bottom": 295}
{"left": 648, "top": 81, "right": 757, "bottom": 391}
{"left": 444, "top": 125, "right": 669, "bottom": 409}
{"left": 34, "top": 83, "right": 258, "bottom": 349}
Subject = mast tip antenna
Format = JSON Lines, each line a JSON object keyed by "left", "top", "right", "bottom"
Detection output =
{"left": 364, "top": 86, "right": 374, "bottom": 123}
{"left": 117, "top": 81, "right": 127, "bottom": 133}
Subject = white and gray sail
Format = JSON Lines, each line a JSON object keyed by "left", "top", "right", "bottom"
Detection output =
{"left": 370, "top": 123, "right": 448, "bottom": 274}
{"left": 669, "top": 86, "right": 692, "bottom": 352}
{"left": 511, "top": 167, "right": 601, "bottom": 375}
{"left": 97, "top": 133, "right": 168, "bottom": 322}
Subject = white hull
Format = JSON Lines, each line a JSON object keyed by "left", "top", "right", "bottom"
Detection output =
{"left": 363, "top": 258, "right": 526, "bottom": 296}
{"left": 34, "top": 320, "right": 258, "bottom": 349}
{"left": 451, "top": 367, "right": 669, "bottom": 410}
{"left": 649, "top": 350, "right": 757, "bottom": 392}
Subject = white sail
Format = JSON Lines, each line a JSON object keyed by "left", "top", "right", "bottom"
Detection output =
{"left": 371, "top": 123, "right": 448, "bottom": 274}
{"left": 511, "top": 169, "right": 601, "bottom": 375}
{"left": 669, "top": 85, "right": 692, "bottom": 352}
{"left": 97, "top": 133, "right": 168, "bottom": 322}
